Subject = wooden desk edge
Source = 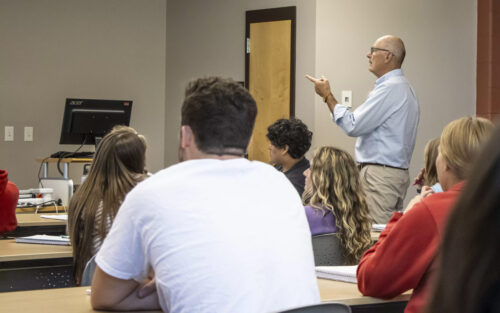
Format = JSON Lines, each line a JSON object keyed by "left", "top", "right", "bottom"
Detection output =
{"left": 16, "top": 206, "right": 68, "bottom": 214}
{"left": 0, "top": 251, "right": 72, "bottom": 262}
{"left": 17, "top": 220, "right": 66, "bottom": 226}
{"left": 36, "top": 158, "right": 93, "bottom": 163}
{"left": 323, "top": 294, "right": 411, "bottom": 305}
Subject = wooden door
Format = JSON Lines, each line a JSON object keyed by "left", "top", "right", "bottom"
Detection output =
{"left": 245, "top": 7, "right": 296, "bottom": 163}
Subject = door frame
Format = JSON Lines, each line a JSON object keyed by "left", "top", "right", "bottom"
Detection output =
{"left": 245, "top": 6, "right": 296, "bottom": 117}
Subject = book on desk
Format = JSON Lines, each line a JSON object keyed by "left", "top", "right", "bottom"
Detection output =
{"left": 316, "top": 265, "right": 358, "bottom": 283}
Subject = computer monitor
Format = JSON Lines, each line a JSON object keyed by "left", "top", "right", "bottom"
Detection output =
{"left": 59, "top": 98, "right": 132, "bottom": 145}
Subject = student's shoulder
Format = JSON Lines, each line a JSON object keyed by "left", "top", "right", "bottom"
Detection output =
{"left": 402, "top": 191, "right": 456, "bottom": 230}
{"left": 248, "top": 160, "right": 291, "bottom": 181}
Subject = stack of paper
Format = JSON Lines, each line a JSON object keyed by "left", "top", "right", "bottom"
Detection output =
{"left": 40, "top": 214, "right": 68, "bottom": 221}
{"left": 315, "top": 265, "right": 358, "bottom": 283}
{"left": 372, "top": 224, "right": 386, "bottom": 232}
{"left": 16, "top": 235, "right": 71, "bottom": 246}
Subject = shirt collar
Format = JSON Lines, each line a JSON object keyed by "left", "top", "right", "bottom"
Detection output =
{"left": 285, "top": 157, "right": 309, "bottom": 174}
{"left": 375, "top": 68, "right": 403, "bottom": 86}
{"left": 447, "top": 180, "right": 466, "bottom": 192}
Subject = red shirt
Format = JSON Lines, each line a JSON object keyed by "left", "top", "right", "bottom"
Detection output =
{"left": 357, "top": 182, "right": 465, "bottom": 313}
{"left": 0, "top": 170, "right": 18, "bottom": 234}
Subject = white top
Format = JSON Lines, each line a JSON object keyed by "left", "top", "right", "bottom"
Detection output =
{"left": 96, "top": 158, "right": 320, "bottom": 313}
{"left": 333, "top": 69, "right": 420, "bottom": 169}
{"left": 91, "top": 202, "right": 112, "bottom": 255}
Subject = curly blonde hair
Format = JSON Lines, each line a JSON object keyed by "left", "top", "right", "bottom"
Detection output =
{"left": 303, "top": 146, "right": 372, "bottom": 264}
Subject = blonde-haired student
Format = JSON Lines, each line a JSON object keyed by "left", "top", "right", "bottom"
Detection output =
{"left": 303, "top": 146, "right": 372, "bottom": 264}
{"left": 357, "top": 116, "right": 494, "bottom": 313}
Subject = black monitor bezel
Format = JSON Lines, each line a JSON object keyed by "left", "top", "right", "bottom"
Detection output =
{"left": 59, "top": 98, "right": 133, "bottom": 145}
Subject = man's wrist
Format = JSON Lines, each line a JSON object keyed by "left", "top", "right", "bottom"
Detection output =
{"left": 323, "top": 92, "right": 332, "bottom": 103}
{"left": 324, "top": 92, "right": 338, "bottom": 113}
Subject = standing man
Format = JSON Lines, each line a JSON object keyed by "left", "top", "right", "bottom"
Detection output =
{"left": 306, "top": 35, "right": 419, "bottom": 223}
{"left": 267, "top": 118, "right": 313, "bottom": 196}
{"left": 90, "top": 77, "right": 320, "bottom": 313}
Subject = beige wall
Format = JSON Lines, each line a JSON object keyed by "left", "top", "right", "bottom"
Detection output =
{"left": 165, "top": 0, "right": 317, "bottom": 166}
{"left": 313, "top": 0, "right": 477, "bottom": 203}
{"left": 0, "top": 0, "right": 166, "bottom": 189}
{"left": 1, "top": 0, "right": 477, "bottom": 207}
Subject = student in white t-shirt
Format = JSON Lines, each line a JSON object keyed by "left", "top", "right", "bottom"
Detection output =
{"left": 90, "top": 77, "right": 320, "bottom": 313}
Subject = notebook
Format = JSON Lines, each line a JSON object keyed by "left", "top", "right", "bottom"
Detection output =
{"left": 40, "top": 214, "right": 68, "bottom": 221}
{"left": 315, "top": 265, "right": 358, "bottom": 283}
{"left": 15, "top": 235, "right": 70, "bottom": 246}
{"left": 372, "top": 224, "right": 386, "bottom": 232}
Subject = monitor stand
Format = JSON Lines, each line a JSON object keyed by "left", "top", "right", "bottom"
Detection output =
{"left": 95, "top": 136, "right": 103, "bottom": 149}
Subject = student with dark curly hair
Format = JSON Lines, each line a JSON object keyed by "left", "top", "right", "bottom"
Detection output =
{"left": 267, "top": 118, "right": 313, "bottom": 195}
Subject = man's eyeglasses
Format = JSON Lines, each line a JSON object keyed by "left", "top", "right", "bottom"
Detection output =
{"left": 370, "top": 47, "right": 392, "bottom": 55}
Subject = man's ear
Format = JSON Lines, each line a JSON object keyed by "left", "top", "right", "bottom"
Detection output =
{"left": 385, "top": 52, "right": 393, "bottom": 64}
{"left": 180, "top": 125, "right": 194, "bottom": 149}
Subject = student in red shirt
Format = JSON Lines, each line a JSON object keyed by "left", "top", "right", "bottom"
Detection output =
{"left": 356, "top": 117, "right": 494, "bottom": 313}
{"left": 427, "top": 125, "right": 500, "bottom": 313}
{"left": 0, "top": 170, "right": 18, "bottom": 235}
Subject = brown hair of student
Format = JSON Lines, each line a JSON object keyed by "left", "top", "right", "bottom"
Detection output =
{"left": 427, "top": 125, "right": 500, "bottom": 313}
{"left": 423, "top": 138, "right": 439, "bottom": 186}
{"left": 303, "top": 146, "right": 372, "bottom": 264}
{"left": 68, "top": 126, "right": 147, "bottom": 285}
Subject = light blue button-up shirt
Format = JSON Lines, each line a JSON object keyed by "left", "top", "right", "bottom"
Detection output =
{"left": 333, "top": 69, "right": 419, "bottom": 169}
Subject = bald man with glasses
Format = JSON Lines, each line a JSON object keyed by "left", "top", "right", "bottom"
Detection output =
{"left": 306, "top": 35, "right": 419, "bottom": 224}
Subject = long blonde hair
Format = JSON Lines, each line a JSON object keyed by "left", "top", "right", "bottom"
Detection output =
{"left": 423, "top": 138, "right": 440, "bottom": 186}
{"left": 68, "top": 126, "right": 147, "bottom": 284}
{"left": 303, "top": 147, "right": 372, "bottom": 264}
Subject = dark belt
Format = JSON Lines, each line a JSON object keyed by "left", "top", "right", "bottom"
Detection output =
{"left": 358, "top": 162, "right": 408, "bottom": 171}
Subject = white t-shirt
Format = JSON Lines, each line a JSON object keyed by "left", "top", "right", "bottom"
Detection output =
{"left": 96, "top": 158, "right": 320, "bottom": 313}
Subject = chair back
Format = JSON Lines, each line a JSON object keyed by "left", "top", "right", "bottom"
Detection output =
{"left": 312, "top": 233, "right": 346, "bottom": 266}
{"left": 278, "top": 302, "right": 351, "bottom": 313}
{"left": 80, "top": 255, "right": 97, "bottom": 286}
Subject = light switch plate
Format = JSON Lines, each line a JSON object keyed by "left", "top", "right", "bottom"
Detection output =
{"left": 4, "top": 126, "right": 14, "bottom": 141}
{"left": 341, "top": 90, "right": 353, "bottom": 108}
{"left": 24, "top": 126, "right": 33, "bottom": 141}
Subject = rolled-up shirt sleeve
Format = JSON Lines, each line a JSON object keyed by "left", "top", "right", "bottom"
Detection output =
{"left": 333, "top": 84, "right": 393, "bottom": 137}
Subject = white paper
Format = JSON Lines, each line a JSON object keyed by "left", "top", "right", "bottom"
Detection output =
{"left": 372, "top": 224, "right": 386, "bottom": 232}
{"left": 315, "top": 265, "right": 358, "bottom": 283}
{"left": 40, "top": 214, "right": 68, "bottom": 221}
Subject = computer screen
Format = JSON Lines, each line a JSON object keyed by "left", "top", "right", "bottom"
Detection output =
{"left": 59, "top": 98, "right": 133, "bottom": 145}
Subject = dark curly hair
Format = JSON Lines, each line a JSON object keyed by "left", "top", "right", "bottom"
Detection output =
{"left": 266, "top": 118, "right": 312, "bottom": 159}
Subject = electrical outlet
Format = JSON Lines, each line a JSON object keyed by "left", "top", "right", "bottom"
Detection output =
{"left": 24, "top": 126, "right": 33, "bottom": 141}
{"left": 4, "top": 126, "right": 14, "bottom": 141}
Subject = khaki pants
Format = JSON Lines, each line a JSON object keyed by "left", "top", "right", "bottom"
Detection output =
{"left": 359, "top": 165, "right": 410, "bottom": 224}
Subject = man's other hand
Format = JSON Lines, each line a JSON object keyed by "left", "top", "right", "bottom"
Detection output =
{"left": 305, "top": 74, "right": 332, "bottom": 99}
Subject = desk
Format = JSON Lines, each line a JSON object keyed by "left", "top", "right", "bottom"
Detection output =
{"left": 0, "top": 280, "right": 410, "bottom": 312}
{"left": 318, "top": 278, "right": 409, "bottom": 313}
{"left": 0, "top": 239, "right": 72, "bottom": 262}
{"left": 16, "top": 213, "right": 67, "bottom": 227}
{"left": 7, "top": 213, "right": 67, "bottom": 237}
{"left": 0, "top": 239, "right": 74, "bottom": 292}
{"left": 37, "top": 158, "right": 92, "bottom": 179}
